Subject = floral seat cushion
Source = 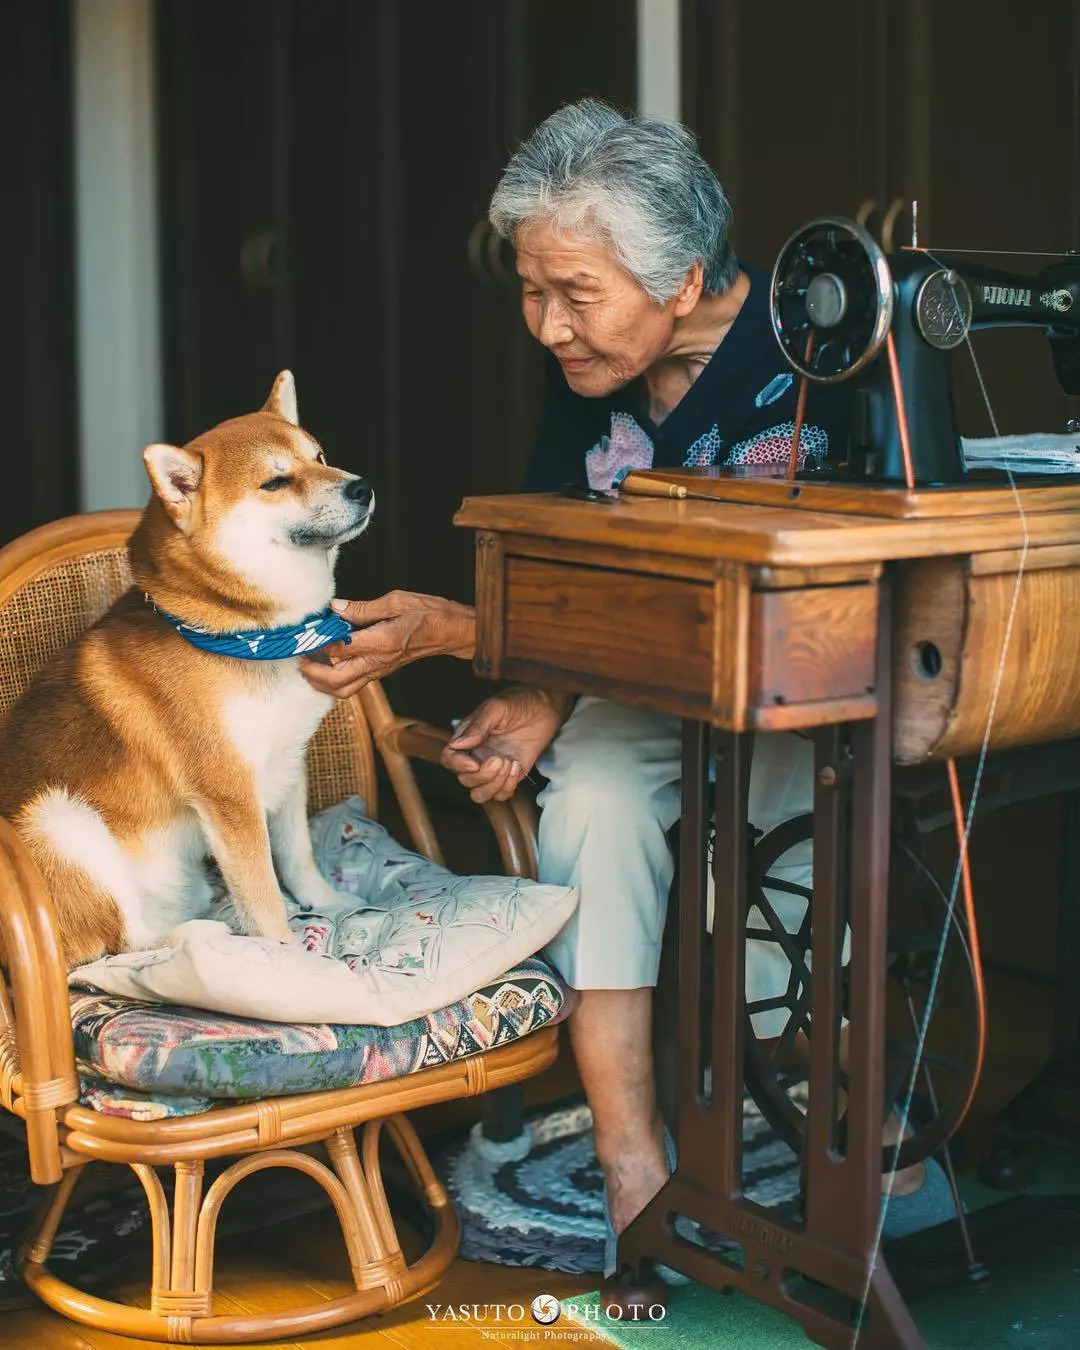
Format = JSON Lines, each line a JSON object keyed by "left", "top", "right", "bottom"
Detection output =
{"left": 70, "top": 799, "right": 578, "bottom": 1027}
{"left": 71, "top": 957, "right": 570, "bottom": 1117}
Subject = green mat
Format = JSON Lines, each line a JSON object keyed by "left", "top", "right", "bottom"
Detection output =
{"left": 563, "top": 1137, "right": 1080, "bottom": 1349}
{"left": 565, "top": 1269, "right": 1080, "bottom": 1350}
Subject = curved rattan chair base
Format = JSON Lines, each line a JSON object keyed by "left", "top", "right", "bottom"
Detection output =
{"left": 20, "top": 1265, "right": 454, "bottom": 1345}
{"left": 18, "top": 1115, "right": 460, "bottom": 1344}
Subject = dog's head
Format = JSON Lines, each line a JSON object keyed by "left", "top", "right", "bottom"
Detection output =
{"left": 138, "top": 372, "right": 373, "bottom": 622}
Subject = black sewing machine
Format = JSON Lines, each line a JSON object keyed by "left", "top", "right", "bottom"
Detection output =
{"left": 769, "top": 217, "right": 1080, "bottom": 485}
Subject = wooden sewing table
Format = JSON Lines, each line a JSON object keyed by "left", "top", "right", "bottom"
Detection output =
{"left": 454, "top": 469, "right": 1080, "bottom": 1350}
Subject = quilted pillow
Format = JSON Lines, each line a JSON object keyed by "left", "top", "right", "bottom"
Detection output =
{"left": 70, "top": 958, "right": 570, "bottom": 1104}
{"left": 70, "top": 798, "right": 577, "bottom": 1026}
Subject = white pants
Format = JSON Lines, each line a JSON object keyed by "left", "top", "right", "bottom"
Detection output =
{"left": 537, "top": 696, "right": 814, "bottom": 1036}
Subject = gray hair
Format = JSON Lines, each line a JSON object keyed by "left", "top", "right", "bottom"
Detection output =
{"left": 489, "top": 99, "right": 738, "bottom": 303}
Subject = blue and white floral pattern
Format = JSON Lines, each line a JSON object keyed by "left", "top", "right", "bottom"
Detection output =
{"left": 584, "top": 412, "right": 655, "bottom": 489}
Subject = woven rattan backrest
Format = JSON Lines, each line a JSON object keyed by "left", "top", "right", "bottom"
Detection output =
{"left": 0, "top": 513, "right": 378, "bottom": 815}
{"left": 0, "top": 545, "right": 130, "bottom": 717}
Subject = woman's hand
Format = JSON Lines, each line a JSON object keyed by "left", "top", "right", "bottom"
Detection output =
{"left": 300, "top": 592, "right": 476, "bottom": 699}
{"left": 441, "top": 685, "right": 568, "bottom": 803}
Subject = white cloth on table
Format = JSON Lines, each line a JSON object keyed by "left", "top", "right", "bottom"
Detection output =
{"left": 961, "top": 431, "right": 1080, "bottom": 474}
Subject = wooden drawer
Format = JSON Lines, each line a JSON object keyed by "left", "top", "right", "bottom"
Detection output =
{"left": 749, "top": 584, "right": 879, "bottom": 730}
{"left": 500, "top": 555, "right": 715, "bottom": 719}
{"left": 474, "top": 537, "right": 880, "bottom": 729}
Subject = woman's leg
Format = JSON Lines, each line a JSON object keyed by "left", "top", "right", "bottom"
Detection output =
{"left": 537, "top": 704, "right": 817, "bottom": 1239}
{"left": 536, "top": 697, "right": 682, "bottom": 1237}
{"left": 567, "top": 989, "right": 667, "bottom": 1237}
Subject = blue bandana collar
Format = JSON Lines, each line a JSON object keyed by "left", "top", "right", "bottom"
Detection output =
{"left": 147, "top": 596, "right": 352, "bottom": 660}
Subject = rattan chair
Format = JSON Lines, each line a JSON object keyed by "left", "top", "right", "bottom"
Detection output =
{"left": 0, "top": 509, "right": 552, "bottom": 1342}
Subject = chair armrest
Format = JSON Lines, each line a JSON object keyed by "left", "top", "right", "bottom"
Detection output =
{"left": 0, "top": 818, "right": 79, "bottom": 1183}
{"left": 357, "top": 683, "right": 538, "bottom": 880}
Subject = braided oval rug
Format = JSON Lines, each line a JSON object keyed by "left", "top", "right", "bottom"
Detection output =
{"left": 431, "top": 1091, "right": 803, "bottom": 1274}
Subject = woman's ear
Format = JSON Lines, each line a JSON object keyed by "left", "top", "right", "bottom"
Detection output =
{"left": 673, "top": 261, "right": 705, "bottom": 316}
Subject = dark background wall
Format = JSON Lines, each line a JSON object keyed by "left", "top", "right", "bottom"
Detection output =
{"left": 0, "top": 0, "right": 79, "bottom": 548}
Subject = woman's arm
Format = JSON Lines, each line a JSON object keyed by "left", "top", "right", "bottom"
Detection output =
{"left": 300, "top": 592, "right": 475, "bottom": 698}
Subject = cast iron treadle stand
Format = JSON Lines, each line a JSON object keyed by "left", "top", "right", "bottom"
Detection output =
{"left": 613, "top": 576, "right": 924, "bottom": 1349}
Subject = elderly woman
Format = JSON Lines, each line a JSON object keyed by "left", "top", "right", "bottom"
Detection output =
{"left": 304, "top": 100, "right": 948, "bottom": 1270}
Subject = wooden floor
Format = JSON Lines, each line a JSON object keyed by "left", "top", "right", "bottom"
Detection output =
{"left": 2, "top": 1207, "right": 607, "bottom": 1349}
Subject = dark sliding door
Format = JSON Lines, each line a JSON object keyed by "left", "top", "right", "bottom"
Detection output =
{"left": 155, "top": 0, "right": 636, "bottom": 728}
{"left": 0, "top": 0, "right": 79, "bottom": 546}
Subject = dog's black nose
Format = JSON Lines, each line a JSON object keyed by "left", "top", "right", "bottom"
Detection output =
{"left": 343, "top": 477, "right": 373, "bottom": 507}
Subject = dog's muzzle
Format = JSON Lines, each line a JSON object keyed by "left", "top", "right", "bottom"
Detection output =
{"left": 343, "top": 477, "right": 374, "bottom": 512}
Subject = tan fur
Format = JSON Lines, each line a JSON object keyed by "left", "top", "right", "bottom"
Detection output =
{"left": 0, "top": 373, "right": 372, "bottom": 968}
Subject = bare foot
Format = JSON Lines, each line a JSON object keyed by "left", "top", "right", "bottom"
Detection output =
{"left": 598, "top": 1126, "right": 670, "bottom": 1235}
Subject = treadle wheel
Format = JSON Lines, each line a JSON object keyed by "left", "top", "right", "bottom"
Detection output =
{"left": 741, "top": 814, "right": 982, "bottom": 1172}
{"left": 770, "top": 216, "right": 894, "bottom": 383}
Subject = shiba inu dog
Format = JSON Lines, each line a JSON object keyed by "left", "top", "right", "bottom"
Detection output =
{"left": 0, "top": 372, "right": 372, "bottom": 967}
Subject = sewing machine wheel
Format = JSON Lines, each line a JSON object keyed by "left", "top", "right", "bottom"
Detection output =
{"left": 742, "top": 813, "right": 982, "bottom": 1172}
{"left": 770, "top": 217, "right": 894, "bottom": 383}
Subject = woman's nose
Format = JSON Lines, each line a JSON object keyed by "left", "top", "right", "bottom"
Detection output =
{"left": 537, "top": 298, "right": 573, "bottom": 348}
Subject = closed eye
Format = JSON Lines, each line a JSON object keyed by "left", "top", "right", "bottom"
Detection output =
{"left": 260, "top": 475, "right": 292, "bottom": 491}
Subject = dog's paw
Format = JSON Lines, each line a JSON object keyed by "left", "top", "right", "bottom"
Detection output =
{"left": 267, "top": 919, "right": 294, "bottom": 944}
{"left": 288, "top": 878, "right": 342, "bottom": 914}
{"left": 231, "top": 900, "right": 294, "bottom": 944}
{"left": 256, "top": 911, "right": 294, "bottom": 945}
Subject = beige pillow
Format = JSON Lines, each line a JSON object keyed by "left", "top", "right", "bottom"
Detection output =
{"left": 70, "top": 798, "right": 577, "bottom": 1026}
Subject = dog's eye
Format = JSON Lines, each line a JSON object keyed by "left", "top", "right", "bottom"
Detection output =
{"left": 260, "top": 475, "right": 292, "bottom": 492}
{"left": 315, "top": 450, "right": 326, "bottom": 465}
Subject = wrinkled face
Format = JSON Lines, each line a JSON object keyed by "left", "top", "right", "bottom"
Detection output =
{"left": 515, "top": 218, "right": 683, "bottom": 398}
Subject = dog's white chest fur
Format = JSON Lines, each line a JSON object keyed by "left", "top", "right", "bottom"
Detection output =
{"left": 221, "top": 666, "right": 333, "bottom": 811}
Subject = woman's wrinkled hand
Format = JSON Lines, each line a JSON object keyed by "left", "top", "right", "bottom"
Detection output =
{"left": 300, "top": 592, "right": 476, "bottom": 699}
{"left": 441, "top": 685, "right": 566, "bottom": 803}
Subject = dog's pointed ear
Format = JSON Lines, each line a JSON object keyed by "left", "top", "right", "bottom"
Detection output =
{"left": 263, "top": 370, "right": 299, "bottom": 426}
{"left": 143, "top": 444, "right": 203, "bottom": 524}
